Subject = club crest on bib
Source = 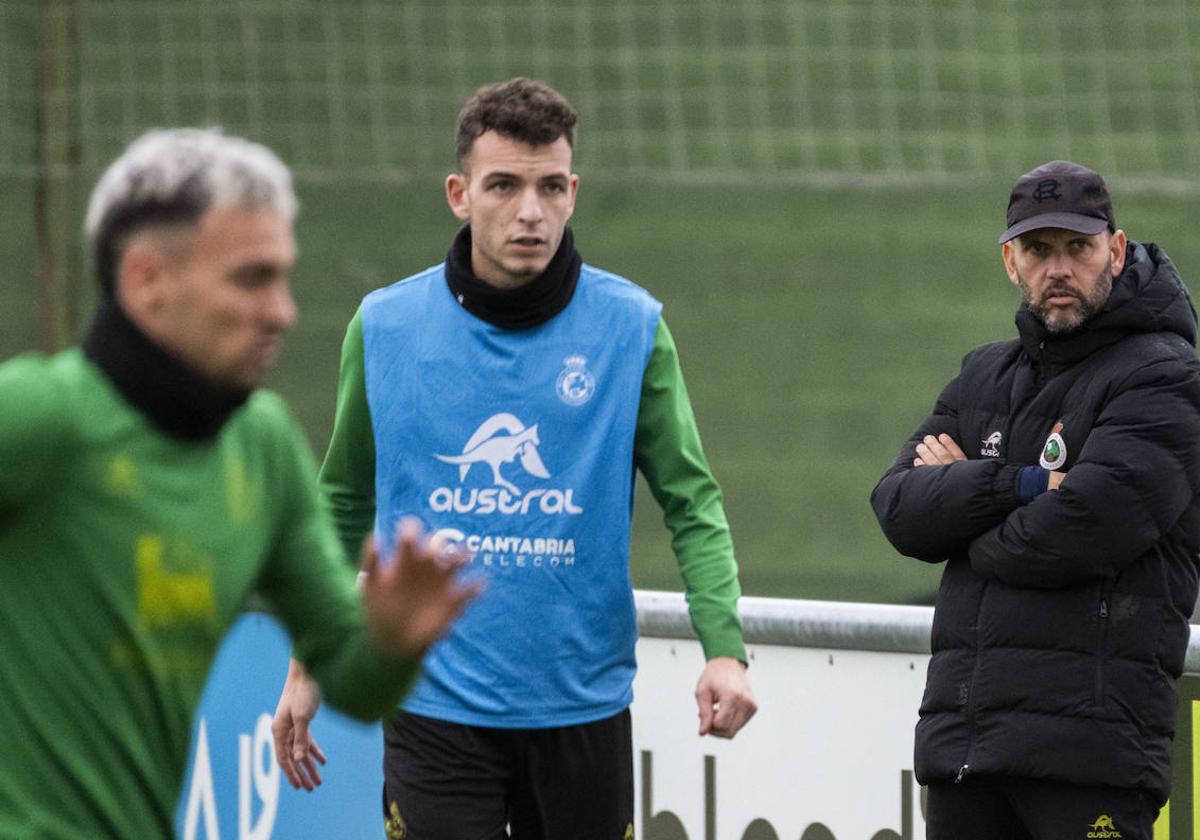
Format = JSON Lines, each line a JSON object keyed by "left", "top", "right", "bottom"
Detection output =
{"left": 556, "top": 355, "right": 596, "bottom": 406}
{"left": 1040, "top": 421, "right": 1067, "bottom": 469}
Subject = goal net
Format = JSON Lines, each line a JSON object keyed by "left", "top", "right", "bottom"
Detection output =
{"left": 5, "top": 0, "right": 1200, "bottom": 190}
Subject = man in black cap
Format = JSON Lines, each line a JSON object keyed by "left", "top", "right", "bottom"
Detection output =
{"left": 871, "top": 160, "right": 1200, "bottom": 839}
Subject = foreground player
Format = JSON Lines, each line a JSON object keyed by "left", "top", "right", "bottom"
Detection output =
{"left": 0, "top": 128, "right": 476, "bottom": 838}
{"left": 273, "top": 78, "right": 756, "bottom": 838}
{"left": 872, "top": 160, "right": 1200, "bottom": 840}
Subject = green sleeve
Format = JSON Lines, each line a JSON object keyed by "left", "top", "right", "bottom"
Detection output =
{"left": 634, "top": 318, "right": 746, "bottom": 662}
{"left": 0, "top": 355, "right": 71, "bottom": 513}
{"left": 257, "top": 398, "right": 417, "bottom": 721}
{"left": 318, "top": 308, "right": 378, "bottom": 565}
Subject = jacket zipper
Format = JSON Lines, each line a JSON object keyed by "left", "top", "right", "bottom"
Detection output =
{"left": 1095, "top": 583, "right": 1111, "bottom": 705}
{"left": 957, "top": 583, "right": 988, "bottom": 783}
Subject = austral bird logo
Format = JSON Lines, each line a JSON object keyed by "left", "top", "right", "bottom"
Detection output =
{"left": 1086, "top": 814, "right": 1122, "bottom": 838}
{"left": 435, "top": 413, "right": 551, "bottom": 495}
{"left": 980, "top": 431, "right": 1002, "bottom": 457}
{"left": 385, "top": 801, "right": 407, "bottom": 839}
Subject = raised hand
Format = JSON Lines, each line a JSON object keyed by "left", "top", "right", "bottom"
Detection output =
{"left": 361, "top": 519, "right": 482, "bottom": 658}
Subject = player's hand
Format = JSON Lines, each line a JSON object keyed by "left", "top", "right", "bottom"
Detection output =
{"left": 361, "top": 519, "right": 482, "bottom": 658}
{"left": 695, "top": 656, "right": 757, "bottom": 739}
{"left": 913, "top": 433, "right": 967, "bottom": 467}
{"left": 272, "top": 659, "right": 327, "bottom": 791}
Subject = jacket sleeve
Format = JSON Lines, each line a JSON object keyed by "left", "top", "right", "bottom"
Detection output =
{"left": 257, "top": 398, "right": 418, "bottom": 722}
{"left": 969, "top": 356, "right": 1200, "bottom": 589}
{"left": 317, "top": 308, "right": 378, "bottom": 565}
{"left": 0, "top": 356, "right": 71, "bottom": 514}
{"left": 634, "top": 318, "right": 746, "bottom": 663}
{"left": 870, "top": 369, "right": 1024, "bottom": 562}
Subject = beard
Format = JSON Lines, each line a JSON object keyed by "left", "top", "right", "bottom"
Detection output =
{"left": 1018, "top": 258, "right": 1113, "bottom": 334}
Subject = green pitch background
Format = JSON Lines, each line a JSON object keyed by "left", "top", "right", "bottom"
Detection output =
{"left": 6, "top": 0, "right": 1200, "bottom": 606}
{"left": 4, "top": 174, "right": 1198, "bottom": 605}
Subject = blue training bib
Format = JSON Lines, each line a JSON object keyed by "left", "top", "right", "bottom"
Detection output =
{"left": 361, "top": 264, "right": 661, "bottom": 727}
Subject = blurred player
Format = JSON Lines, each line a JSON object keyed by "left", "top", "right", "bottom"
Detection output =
{"left": 872, "top": 160, "right": 1200, "bottom": 840}
{"left": 272, "top": 78, "right": 756, "bottom": 838}
{"left": 0, "top": 128, "right": 476, "bottom": 838}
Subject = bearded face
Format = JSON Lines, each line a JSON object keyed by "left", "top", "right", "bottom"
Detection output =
{"left": 1004, "top": 228, "right": 1124, "bottom": 335}
{"left": 1017, "top": 258, "right": 1113, "bottom": 334}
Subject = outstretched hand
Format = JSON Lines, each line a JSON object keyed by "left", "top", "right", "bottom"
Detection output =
{"left": 362, "top": 519, "right": 482, "bottom": 658}
{"left": 273, "top": 521, "right": 480, "bottom": 791}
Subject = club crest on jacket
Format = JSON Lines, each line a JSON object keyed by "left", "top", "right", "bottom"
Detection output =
{"left": 1039, "top": 421, "right": 1067, "bottom": 470}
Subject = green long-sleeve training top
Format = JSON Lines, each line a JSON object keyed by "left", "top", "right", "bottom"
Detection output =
{"left": 0, "top": 350, "right": 419, "bottom": 839}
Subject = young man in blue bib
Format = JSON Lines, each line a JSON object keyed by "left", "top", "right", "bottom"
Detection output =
{"left": 272, "top": 78, "right": 756, "bottom": 838}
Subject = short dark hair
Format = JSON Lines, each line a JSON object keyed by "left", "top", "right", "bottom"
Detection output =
{"left": 454, "top": 78, "right": 577, "bottom": 169}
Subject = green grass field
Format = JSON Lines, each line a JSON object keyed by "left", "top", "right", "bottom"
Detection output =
{"left": 7, "top": 174, "right": 1197, "bottom": 604}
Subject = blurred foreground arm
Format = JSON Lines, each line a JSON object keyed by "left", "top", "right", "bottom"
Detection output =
{"left": 0, "top": 357, "right": 71, "bottom": 514}
{"left": 274, "top": 522, "right": 479, "bottom": 790}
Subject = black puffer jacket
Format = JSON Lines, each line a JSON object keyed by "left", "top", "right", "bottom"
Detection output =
{"left": 871, "top": 241, "right": 1200, "bottom": 803}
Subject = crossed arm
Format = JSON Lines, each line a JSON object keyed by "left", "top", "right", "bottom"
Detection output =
{"left": 913, "top": 431, "right": 1063, "bottom": 494}
{"left": 875, "top": 357, "right": 1200, "bottom": 589}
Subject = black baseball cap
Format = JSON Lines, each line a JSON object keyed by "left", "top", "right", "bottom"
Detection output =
{"left": 998, "top": 160, "right": 1116, "bottom": 244}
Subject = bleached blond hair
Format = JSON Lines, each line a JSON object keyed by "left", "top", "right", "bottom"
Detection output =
{"left": 84, "top": 127, "right": 296, "bottom": 294}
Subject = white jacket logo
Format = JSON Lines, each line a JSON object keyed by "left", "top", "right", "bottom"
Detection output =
{"left": 430, "top": 413, "right": 583, "bottom": 516}
{"left": 981, "top": 431, "right": 1002, "bottom": 457}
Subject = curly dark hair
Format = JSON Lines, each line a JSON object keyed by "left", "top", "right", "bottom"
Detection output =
{"left": 454, "top": 78, "right": 577, "bottom": 169}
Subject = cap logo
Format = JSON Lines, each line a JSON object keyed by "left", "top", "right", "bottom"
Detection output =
{"left": 1032, "top": 179, "right": 1062, "bottom": 203}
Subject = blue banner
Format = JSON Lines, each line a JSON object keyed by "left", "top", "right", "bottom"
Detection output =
{"left": 174, "top": 613, "right": 385, "bottom": 840}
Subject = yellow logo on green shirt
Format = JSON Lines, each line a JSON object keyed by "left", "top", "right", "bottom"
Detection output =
{"left": 225, "top": 457, "right": 256, "bottom": 524}
{"left": 135, "top": 534, "right": 216, "bottom": 629}
{"left": 105, "top": 455, "right": 139, "bottom": 498}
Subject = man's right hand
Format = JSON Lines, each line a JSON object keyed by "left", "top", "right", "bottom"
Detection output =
{"left": 272, "top": 658, "right": 326, "bottom": 791}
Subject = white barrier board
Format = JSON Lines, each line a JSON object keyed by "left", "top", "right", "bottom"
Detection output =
{"left": 632, "top": 638, "right": 928, "bottom": 839}
{"left": 175, "top": 616, "right": 932, "bottom": 838}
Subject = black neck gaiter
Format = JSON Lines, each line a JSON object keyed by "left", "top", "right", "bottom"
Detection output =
{"left": 443, "top": 225, "right": 582, "bottom": 330}
{"left": 82, "top": 298, "right": 251, "bottom": 441}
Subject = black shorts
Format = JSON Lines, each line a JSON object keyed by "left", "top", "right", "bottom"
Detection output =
{"left": 926, "top": 774, "right": 1160, "bottom": 840}
{"left": 381, "top": 709, "right": 634, "bottom": 840}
